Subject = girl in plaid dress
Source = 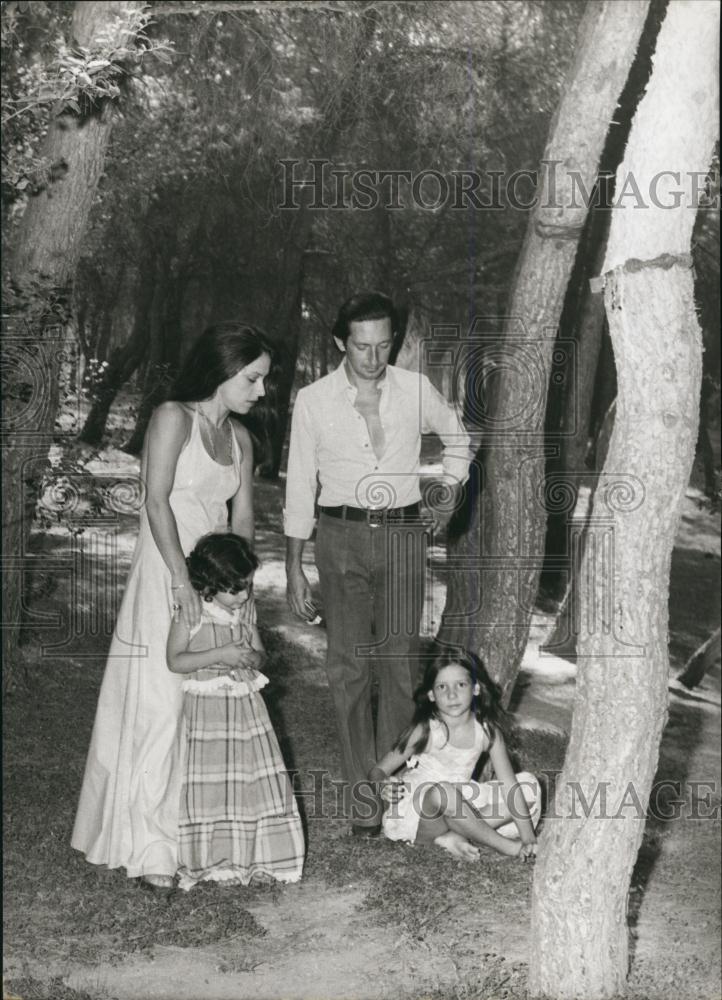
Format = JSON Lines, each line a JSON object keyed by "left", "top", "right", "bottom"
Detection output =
{"left": 167, "top": 533, "right": 304, "bottom": 889}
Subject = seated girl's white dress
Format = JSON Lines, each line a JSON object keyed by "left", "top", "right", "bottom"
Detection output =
{"left": 382, "top": 718, "right": 541, "bottom": 845}
{"left": 177, "top": 598, "right": 304, "bottom": 890}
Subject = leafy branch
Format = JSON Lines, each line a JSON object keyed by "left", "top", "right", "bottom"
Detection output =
{"left": 1, "top": 6, "right": 173, "bottom": 126}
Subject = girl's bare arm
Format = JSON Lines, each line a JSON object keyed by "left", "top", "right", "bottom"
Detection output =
{"left": 488, "top": 732, "right": 537, "bottom": 844}
{"left": 167, "top": 620, "right": 224, "bottom": 674}
{"left": 369, "top": 724, "right": 426, "bottom": 781}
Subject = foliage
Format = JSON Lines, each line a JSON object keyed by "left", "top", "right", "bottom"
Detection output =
{"left": 1, "top": 3, "right": 171, "bottom": 207}
{"left": 5, "top": 2, "right": 584, "bottom": 401}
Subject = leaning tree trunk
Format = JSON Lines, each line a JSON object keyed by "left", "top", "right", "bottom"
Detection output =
{"left": 1, "top": 1, "right": 142, "bottom": 686}
{"left": 440, "top": 0, "right": 650, "bottom": 703}
{"left": 529, "top": 3, "right": 719, "bottom": 997}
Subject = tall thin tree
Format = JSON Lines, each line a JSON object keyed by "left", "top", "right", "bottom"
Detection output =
{"left": 440, "top": 0, "right": 650, "bottom": 703}
{"left": 529, "top": 2, "right": 719, "bottom": 996}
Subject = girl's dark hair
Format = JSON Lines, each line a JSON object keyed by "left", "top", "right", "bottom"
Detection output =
{"left": 394, "top": 648, "right": 508, "bottom": 757}
{"left": 169, "top": 321, "right": 280, "bottom": 466}
{"left": 186, "top": 532, "right": 260, "bottom": 602}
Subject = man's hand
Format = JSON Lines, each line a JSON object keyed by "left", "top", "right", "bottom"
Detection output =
{"left": 286, "top": 565, "right": 316, "bottom": 620}
{"left": 422, "top": 480, "right": 463, "bottom": 533}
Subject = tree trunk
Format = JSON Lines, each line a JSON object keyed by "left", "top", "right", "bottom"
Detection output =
{"left": 258, "top": 199, "right": 311, "bottom": 478}
{"left": 440, "top": 0, "right": 651, "bottom": 703}
{"left": 542, "top": 208, "right": 611, "bottom": 603}
{"left": 544, "top": 398, "right": 616, "bottom": 656}
{"left": 79, "top": 255, "right": 156, "bottom": 446}
{"left": 1, "top": 1, "right": 142, "bottom": 685}
{"left": 259, "top": 6, "right": 382, "bottom": 479}
{"left": 529, "top": 3, "right": 719, "bottom": 996}
{"left": 123, "top": 258, "right": 178, "bottom": 454}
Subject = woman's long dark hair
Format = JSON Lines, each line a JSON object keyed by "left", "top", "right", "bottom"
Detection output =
{"left": 169, "top": 321, "right": 279, "bottom": 464}
{"left": 394, "top": 648, "right": 508, "bottom": 757}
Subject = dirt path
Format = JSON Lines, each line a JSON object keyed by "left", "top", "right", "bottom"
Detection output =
{"left": 6, "top": 483, "right": 720, "bottom": 1000}
{"left": 50, "top": 653, "right": 720, "bottom": 1000}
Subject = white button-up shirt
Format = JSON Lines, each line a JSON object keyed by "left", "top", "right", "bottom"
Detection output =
{"left": 283, "top": 362, "right": 472, "bottom": 539}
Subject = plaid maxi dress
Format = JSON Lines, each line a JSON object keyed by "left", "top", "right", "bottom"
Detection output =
{"left": 177, "top": 597, "right": 304, "bottom": 890}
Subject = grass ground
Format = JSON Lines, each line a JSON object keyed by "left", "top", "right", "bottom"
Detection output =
{"left": 3, "top": 437, "right": 720, "bottom": 1000}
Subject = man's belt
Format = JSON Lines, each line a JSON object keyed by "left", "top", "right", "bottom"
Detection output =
{"left": 319, "top": 503, "right": 422, "bottom": 526}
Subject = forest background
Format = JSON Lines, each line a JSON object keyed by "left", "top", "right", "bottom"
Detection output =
{"left": 2, "top": 2, "right": 720, "bottom": 1000}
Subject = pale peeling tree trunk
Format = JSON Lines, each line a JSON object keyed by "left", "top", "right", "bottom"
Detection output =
{"left": 529, "top": 3, "right": 719, "bottom": 997}
{"left": 441, "top": 0, "right": 650, "bottom": 702}
{"left": 2, "top": 1, "right": 142, "bottom": 684}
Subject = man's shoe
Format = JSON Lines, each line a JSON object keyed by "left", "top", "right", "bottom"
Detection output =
{"left": 351, "top": 823, "right": 381, "bottom": 838}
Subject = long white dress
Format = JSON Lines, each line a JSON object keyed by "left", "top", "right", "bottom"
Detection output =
{"left": 71, "top": 408, "right": 241, "bottom": 878}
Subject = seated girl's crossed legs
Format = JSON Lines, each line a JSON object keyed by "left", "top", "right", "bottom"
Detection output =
{"left": 414, "top": 772, "right": 541, "bottom": 859}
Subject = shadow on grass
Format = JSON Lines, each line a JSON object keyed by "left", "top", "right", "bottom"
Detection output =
{"left": 3, "top": 652, "right": 269, "bottom": 971}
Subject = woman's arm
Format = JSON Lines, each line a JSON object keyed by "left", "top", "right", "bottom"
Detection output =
{"left": 143, "top": 402, "right": 201, "bottom": 628}
{"left": 230, "top": 421, "right": 255, "bottom": 542}
{"left": 488, "top": 732, "right": 537, "bottom": 845}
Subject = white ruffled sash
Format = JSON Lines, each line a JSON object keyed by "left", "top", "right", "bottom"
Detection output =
{"left": 182, "top": 671, "right": 269, "bottom": 698}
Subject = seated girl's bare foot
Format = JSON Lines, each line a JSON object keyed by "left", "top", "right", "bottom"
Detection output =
{"left": 503, "top": 839, "right": 535, "bottom": 861}
{"left": 141, "top": 873, "right": 175, "bottom": 889}
{"left": 434, "top": 831, "right": 480, "bottom": 861}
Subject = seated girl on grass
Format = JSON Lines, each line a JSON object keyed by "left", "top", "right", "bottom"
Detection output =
{"left": 369, "top": 650, "right": 540, "bottom": 862}
{"left": 167, "top": 533, "right": 304, "bottom": 889}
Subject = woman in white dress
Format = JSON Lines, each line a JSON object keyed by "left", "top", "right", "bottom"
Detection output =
{"left": 71, "top": 322, "right": 276, "bottom": 888}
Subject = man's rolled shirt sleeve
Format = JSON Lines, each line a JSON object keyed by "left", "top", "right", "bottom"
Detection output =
{"left": 421, "top": 376, "right": 472, "bottom": 485}
{"left": 283, "top": 390, "right": 318, "bottom": 539}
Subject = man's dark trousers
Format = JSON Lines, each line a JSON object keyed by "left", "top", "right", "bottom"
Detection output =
{"left": 315, "top": 511, "right": 427, "bottom": 826}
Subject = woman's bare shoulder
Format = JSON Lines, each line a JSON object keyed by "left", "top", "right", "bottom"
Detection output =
{"left": 230, "top": 419, "right": 253, "bottom": 454}
{"left": 146, "top": 401, "right": 194, "bottom": 448}
{"left": 151, "top": 400, "right": 194, "bottom": 427}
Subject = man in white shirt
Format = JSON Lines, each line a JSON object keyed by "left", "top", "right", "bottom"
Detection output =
{"left": 284, "top": 292, "right": 471, "bottom": 834}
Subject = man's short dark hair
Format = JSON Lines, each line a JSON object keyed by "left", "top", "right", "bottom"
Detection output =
{"left": 332, "top": 291, "right": 400, "bottom": 345}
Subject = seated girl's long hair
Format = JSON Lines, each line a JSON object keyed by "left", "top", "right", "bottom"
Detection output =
{"left": 394, "top": 648, "right": 508, "bottom": 757}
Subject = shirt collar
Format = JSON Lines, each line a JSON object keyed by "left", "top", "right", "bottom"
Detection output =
{"left": 332, "top": 359, "right": 393, "bottom": 397}
{"left": 201, "top": 600, "right": 244, "bottom": 626}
